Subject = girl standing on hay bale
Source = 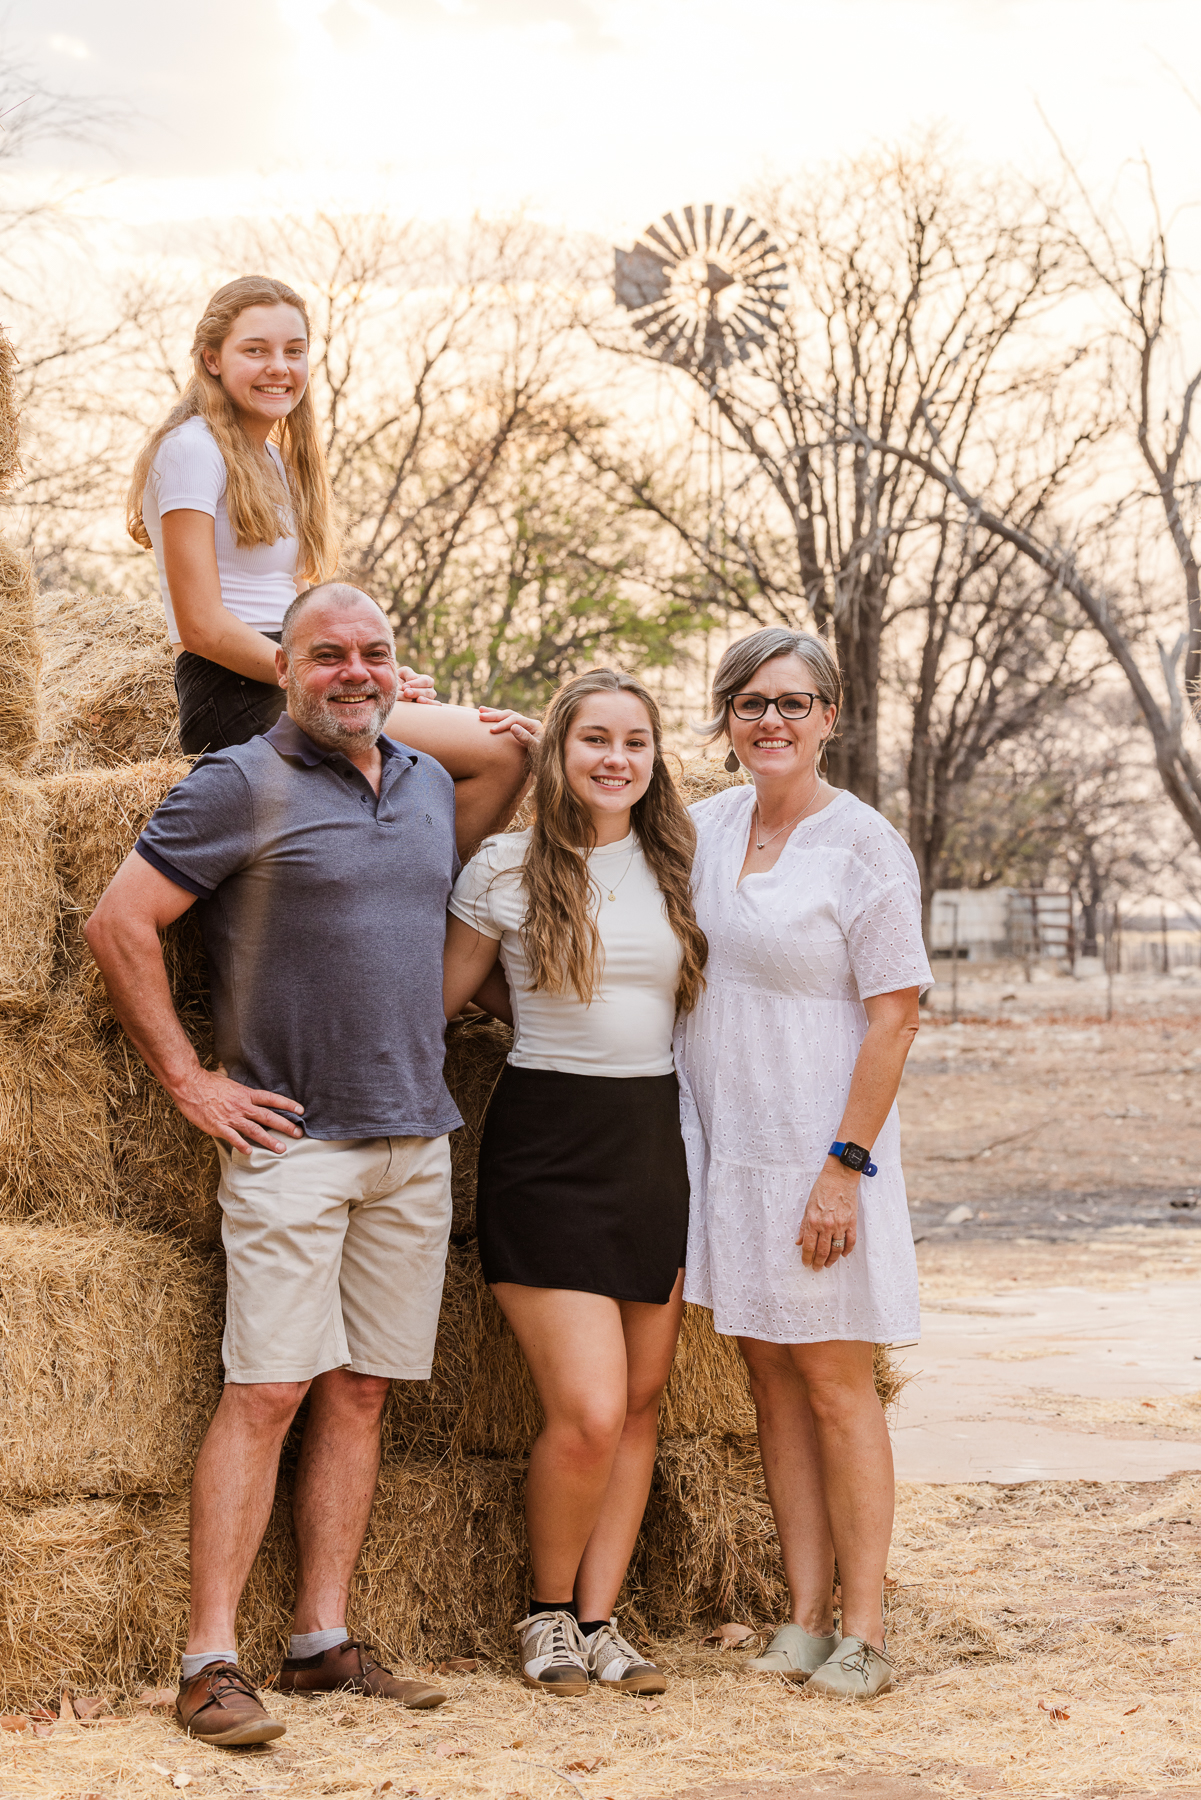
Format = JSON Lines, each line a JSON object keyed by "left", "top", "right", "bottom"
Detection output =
{"left": 127, "top": 276, "right": 534, "bottom": 789}
{"left": 675, "top": 627, "right": 933, "bottom": 1701}
{"left": 443, "top": 668, "right": 707, "bottom": 1699}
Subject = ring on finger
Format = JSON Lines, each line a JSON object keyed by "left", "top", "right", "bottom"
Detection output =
{"left": 830, "top": 1238, "right": 846, "bottom": 1250}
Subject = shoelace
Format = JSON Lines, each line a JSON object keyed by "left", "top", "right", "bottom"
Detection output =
{"left": 525, "top": 1612, "right": 583, "bottom": 1667}
{"left": 201, "top": 1664, "right": 259, "bottom": 1706}
{"left": 594, "top": 1624, "right": 643, "bottom": 1671}
{"left": 343, "top": 1638, "right": 390, "bottom": 1677}
{"left": 839, "top": 1640, "right": 885, "bottom": 1683}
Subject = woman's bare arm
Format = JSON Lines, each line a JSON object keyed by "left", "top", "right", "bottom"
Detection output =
{"left": 797, "top": 986, "right": 921, "bottom": 1272}
{"left": 163, "top": 510, "right": 283, "bottom": 681}
{"left": 469, "top": 959, "right": 514, "bottom": 1026}
{"left": 443, "top": 914, "right": 504, "bottom": 1020}
{"left": 388, "top": 703, "right": 535, "bottom": 856}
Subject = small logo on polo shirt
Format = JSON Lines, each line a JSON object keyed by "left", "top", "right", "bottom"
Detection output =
{"left": 424, "top": 813, "right": 433, "bottom": 825}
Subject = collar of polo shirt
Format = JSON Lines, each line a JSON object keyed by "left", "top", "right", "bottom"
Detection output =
{"left": 265, "top": 712, "right": 416, "bottom": 771}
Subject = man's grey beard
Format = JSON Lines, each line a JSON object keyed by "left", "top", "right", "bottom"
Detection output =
{"left": 288, "top": 677, "right": 397, "bottom": 750}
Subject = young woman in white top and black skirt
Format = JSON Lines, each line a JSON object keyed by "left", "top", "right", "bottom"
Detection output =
{"left": 443, "top": 668, "right": 707, "bottom": 1698}
{"left": 126, "top": 275, "right": 538, "bottom": 821}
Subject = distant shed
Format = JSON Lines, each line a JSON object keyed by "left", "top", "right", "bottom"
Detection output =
{"left": 930, "top": 888, "right": 1074, "bottom": 963}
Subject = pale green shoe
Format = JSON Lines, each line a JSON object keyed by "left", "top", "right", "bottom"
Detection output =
{"left": 746, "top": 1624, "right": 839, "bottom": 1681}
{"left": 806, "top": 1635, "right": 894, "bottom": 1700}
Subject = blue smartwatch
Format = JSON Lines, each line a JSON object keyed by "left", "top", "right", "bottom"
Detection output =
{"left": 829, "top": 1140, "right": 878, "bottom": 1177}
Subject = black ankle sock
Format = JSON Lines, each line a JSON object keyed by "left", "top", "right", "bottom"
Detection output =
{"left": 530, "top": 1599, "right": 576, "bottom": 1618}
{"left": 577, "top": 1619, "right": 608, "bottom": 1637}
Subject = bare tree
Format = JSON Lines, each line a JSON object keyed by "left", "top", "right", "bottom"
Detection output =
{"left": 591, "top": 144, "right": 1081, "bottom": 806}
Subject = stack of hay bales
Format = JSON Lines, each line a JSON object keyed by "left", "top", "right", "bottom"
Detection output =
{"left": 0, "top": 340, "right": 902, "bottom": 1696}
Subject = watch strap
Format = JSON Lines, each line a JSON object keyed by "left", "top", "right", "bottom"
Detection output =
{"left": 829, "top": 1140, "right": 878, "bottom": 1177}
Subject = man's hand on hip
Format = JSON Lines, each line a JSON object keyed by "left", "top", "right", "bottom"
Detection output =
{"left": 174, "top": 1068, "right": 305, "bottom": 1154}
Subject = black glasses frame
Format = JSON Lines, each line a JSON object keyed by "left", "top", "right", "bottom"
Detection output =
{"left": 729, "top": 691, "right": 818, "bottom": 721}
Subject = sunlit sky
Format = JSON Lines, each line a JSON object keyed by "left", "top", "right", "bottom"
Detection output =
{"left": 8, "top": 0, "right": 1201, "bottom": 239}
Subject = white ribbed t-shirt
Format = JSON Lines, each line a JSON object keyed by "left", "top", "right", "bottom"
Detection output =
{"left": 448, "top": 829, "right": 682, "bottom": 1078}
{"left": 141, "top": 415, "right": 300, "bottom": 644}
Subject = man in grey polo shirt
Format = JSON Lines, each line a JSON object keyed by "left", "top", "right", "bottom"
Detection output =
{"left": 86, "top": 584, "right": 534, "bottom": 1746}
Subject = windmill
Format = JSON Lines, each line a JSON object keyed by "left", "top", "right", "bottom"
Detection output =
{"left": 614, "top": 205, "right": 786, "bottom": 377}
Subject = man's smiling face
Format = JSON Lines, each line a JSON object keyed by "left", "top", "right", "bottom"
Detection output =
{"left": 280, "top": 592, "right": 401, "bottom": 750}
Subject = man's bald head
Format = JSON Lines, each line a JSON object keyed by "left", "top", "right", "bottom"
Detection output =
{"left": 280, "top": 582, "right": 392, "bottom": 659}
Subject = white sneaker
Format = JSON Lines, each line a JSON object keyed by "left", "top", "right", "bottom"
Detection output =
{"left": 514, "top": 1611, "right": 590, "bottom": 1696}
{"left": 583, "top": 1618, "right": 666, "bottom": 1695}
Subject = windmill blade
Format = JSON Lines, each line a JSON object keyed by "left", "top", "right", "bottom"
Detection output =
{"left": 643, "top": 222, "right": 680, "bottom": 263}
{"left": 659, "top": 212, "right": 693, "bottom": 259}
{"left": 614, "top": 243, "right": 671, "bottom": 311}
{"left": 702, "top": 204, "right": 715, "bottom": 251}
{"left": 682, "top": 205, "right": 700, "bottom": 251}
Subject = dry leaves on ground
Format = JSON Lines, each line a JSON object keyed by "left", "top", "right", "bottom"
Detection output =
{"left": 700, "top": 1622, "right": 756, "bottom": 1648}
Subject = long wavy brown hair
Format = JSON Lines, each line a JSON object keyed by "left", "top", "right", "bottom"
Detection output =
{"left": 521, "top": 669, "right": 708, "bottom": 1012}
{"left": 127, "top": 275, "right": 339, "bottom": 583}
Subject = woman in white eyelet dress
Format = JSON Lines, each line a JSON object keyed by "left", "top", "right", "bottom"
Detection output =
{"left": 676, "top": 782, "right": 929, "bottom": 1345}
{"left": 674, "top": 627, "right": 933, "bottom": 1703}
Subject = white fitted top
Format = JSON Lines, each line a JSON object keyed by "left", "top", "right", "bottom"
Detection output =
{"left": 448, "top": 829, "right": 682, "bottom": 1078}
{"left": 141, "top": 416, "right": 299, "bottom": 644}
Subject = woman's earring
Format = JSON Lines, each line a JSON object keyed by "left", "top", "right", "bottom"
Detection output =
{"left": 724, "top": 746, "right": 740, "bottom": 773}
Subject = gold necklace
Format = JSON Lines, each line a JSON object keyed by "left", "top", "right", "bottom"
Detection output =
{"left": 593, "top": 842, "right": 636, "bottom": 903}
{"left": 753, "top": 786, "right": 824, "bottom": 851}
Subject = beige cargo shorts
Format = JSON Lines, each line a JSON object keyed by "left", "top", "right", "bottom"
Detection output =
{"left": 215, "top": 1132, "right": 453, "bottom": 1384}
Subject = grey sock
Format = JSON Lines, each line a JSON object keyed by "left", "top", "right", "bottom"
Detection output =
{"left": 289, "top": 1627, "right": 347, "bottom": 1659}
{"left": 181, "top": 1650, "right": 237, "bottom": 1682}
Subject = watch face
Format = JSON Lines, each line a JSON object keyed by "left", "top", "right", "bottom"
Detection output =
{"left": 843, "top": 1144, "right": 867, "bottom": 1171}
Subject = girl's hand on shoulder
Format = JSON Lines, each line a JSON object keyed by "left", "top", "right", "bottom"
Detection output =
{"left": 397, "top": 665, "right": 441, "bottom": 704}
{"left": 797, "top": 1163, "right": 859, "bottom": 1271}
{"left": 478, "top": 705, "right": 542, "bottom": 748}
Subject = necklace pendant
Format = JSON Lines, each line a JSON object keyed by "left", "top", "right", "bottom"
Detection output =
{"left": 607, "top": 890, "right": 616, "bottom": 902}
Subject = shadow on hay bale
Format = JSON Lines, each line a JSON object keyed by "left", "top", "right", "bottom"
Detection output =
{"left": 0, "top": 1223, "right": 221, "bottom": 1499}
{"left": 32, "top": 590, "right": 179, "bottom": 772}
{"left": 0, "top": 538, "right": 41, "bottom": 772}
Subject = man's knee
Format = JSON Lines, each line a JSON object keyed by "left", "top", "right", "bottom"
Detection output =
{"left": 313, "top": 1368, "right": 392, "bottom": 1422}
{"left": 219, "top": 1379, "right": 310, "bottom": 1434}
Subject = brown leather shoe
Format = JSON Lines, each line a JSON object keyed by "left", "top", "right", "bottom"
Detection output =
{"left": 176, "top": 1663, "right": 286, "bottom": 1746}
{"left": 277, "top": 1638, "right": 446, "bottom": 1709}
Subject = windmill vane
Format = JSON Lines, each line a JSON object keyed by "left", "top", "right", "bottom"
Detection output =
{"left": 614, "top": 205, "right": 786, "bottom": 374}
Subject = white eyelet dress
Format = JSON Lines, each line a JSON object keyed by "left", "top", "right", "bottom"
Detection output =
{"left": 674, "top": 786, "right": 934, "bottom": 1345}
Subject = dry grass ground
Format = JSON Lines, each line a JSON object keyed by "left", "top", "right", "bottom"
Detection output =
{"left": 901, "top": 1010, "right": 1201, "bottom": 1212}
{"left": 2, "top": 1472, "right": 1197, "bottom": 1800}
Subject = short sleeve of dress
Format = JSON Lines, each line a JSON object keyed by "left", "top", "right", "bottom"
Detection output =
{"left": 150, "top": 425, "right": 225, "bottom": 519}
{"left": 448, "top": 840, "right": 509, "bottom": 941}
{"left": 840, "top": 816, "right": 934, "bottom": 1000}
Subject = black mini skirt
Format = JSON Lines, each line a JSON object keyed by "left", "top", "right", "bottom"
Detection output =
{"left": 476, "top": 1065, "right": 689, "bottom": 1305}
{"left": 174, "top": 632, "right": 285, "bottom": 755}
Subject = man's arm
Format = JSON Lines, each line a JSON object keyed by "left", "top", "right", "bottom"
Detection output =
{"left": 384, "top": 702, "right": 536, "bottom": 857}
{"left": 85, "top": 852, "right": 305, "bottom": 1154}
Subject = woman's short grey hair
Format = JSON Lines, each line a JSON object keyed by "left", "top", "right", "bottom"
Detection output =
{"left": 698, "top": 627, "right": 843, "bottom": 743}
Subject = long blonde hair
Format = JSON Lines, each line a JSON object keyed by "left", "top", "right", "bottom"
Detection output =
{"left": 521, "top": 669, "right": 708, "bottom": 1013}
{"left": 127, "top": 275, "right": 339, "bottom": 583}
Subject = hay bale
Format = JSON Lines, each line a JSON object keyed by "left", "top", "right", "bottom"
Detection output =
{"left": 0, "top": 329, "right": 18, "bottom": 496}
{"left": 675, "top": 757, "right": 750, "bottom": 805}
{"left": 101, "top": 1026, "right": 221, "bottom": 1247}
{"left": 0, "top": 767, "right": 56, "bottom": 1010}
{"left": 444, "top": 1013, "right": 510, "bottom": 1240}
{"left": 33, "top": 588, "right": 178, "bottom": 772}
{"left": 0, "top": 1456, "right": 528, "bottom": 1701}
{"left": 41, "top": 760, "right": 194, "bottom": 1018}
{"left": 0, "top": 995, "right": 116, "bottom": 1223}
{"left": 0, "top": 537, "right": 42, "bottom": 772}
{"left": 631, "top": 1432, "right": 786, "bottom": 1630}
{"left": 0, "top": 1223, "right": 221, "bottom": 1498}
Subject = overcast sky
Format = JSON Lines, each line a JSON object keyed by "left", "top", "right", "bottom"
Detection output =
{"left": 7, "top": 1, "right": 1201, "bottom": 242}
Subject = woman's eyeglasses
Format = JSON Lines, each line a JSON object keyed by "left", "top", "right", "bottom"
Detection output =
{"left": 729, "top": 692, "right": 818, "bottom": 721}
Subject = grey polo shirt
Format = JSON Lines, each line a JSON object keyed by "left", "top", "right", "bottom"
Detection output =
{"left": 136, "top": 713, "right": 463, "bottom": 1141}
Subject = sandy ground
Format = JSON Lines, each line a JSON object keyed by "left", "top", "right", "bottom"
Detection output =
{"left": 4, "top": 1002, "right": 1201, "bottom": 1800}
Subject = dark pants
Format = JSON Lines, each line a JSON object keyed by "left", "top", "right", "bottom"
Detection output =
{"left": 174, "top": 632, "right": 286, "bottom": 755}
